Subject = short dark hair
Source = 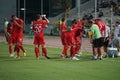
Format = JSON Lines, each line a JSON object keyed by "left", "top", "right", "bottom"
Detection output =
{"left": 82, "top": 17, "right": 86, "bottom": 21}
{"left": 10, "top": 19, "right": 14, "bottom": 22}
{"left": 88, "top": 20, "right": 93, "bottom": 24}
{"left": 116, "top": 21, "right": 120, "bottom": 24}
{"left": 35, "top": 14, "right": 41, "bottom": 21}
{"left": 61, "top": 17, "right": 66, "bottom": 22}
{"left": 72, "top": 19, "right": 77, "bottom": 24}
{"left": 11, "top": 15, "right": 16, "bottom": 18}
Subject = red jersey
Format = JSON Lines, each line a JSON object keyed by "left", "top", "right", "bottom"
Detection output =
{"left": 71, "top": 23, "right": 78, "bottom": 37}
{"left": 72, "top": 23, "right": 77, "bottom": 29}
{"left": 13, "top": 18, "right": 24, "bottom": 37}
{"left": 94, "top": 20, "right": 106, "bottom": 35}
{"left": 32, "top": 20, "right": 48, "bottom": 37}
{"left": 71, "top": 23, "right": 82, "bottom": 44}
{"left": 77, "top": 20, "right": 83, "bottom": 29}
{"left": 60, "top": 23, "right": 67, "bottom": 45}
{"left": 72, "top": 23, "right": 83, "bottom": 37}
{"left": 60, "top": 23, "right": 67, "bottom": 36}
{"left": 7, "top": 23, "right": 13, "bottom": 35}
{"left": 66, "top": 31, "right": 75, "bottom": 46}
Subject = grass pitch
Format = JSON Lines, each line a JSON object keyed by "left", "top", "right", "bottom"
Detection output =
{"left": 0, "top": 42, "right": 120, "bottom": 80}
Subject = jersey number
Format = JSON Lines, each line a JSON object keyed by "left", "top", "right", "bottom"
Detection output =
{"left": 34, "top": 25, "right": 42, "bottom": 33}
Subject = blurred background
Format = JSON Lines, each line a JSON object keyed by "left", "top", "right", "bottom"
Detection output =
{"left": 0, "top": 0, "right": 120, "bottom": 36}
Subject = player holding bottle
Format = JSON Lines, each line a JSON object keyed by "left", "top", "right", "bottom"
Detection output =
{"left": 32, "top": 14, "right": 50, "bottom": 60}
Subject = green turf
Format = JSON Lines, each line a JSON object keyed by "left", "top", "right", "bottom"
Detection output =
{"left": 0, "top": 42, "right": 120, "bottom": 80}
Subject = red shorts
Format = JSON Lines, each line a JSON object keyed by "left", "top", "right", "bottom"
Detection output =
{"left": 33, "top": 36, "right": 45, "bottom": 45}
{"left": 8, "top": 36, "right": 16, "bottom": 44}
{"left": 8, "top": 34, "right": 23, "bottom": 44}
{"left": 66, "top": 32, "right": 75, "bottom": 46}
{"left": 75, "top": 36, "right": 81, "bottom": 45}
{"left": 61, "top": 35, "right": 67, "bottom": 45}
{"left": 16, "top": 36, "right": 23, "bottom": 43}
{"left": 16, "top": 34, "right": 23, "bottom": 44}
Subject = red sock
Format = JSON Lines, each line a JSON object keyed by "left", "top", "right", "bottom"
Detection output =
{"left": 42, "top": 48, "right": 48, "bottom": 57}
{"left": 35, "top": 47, "right": 39, "bottom": 58}
{"left": 19, "top": 45, "right": 25, "bottom": 52}
{"left": 75, "top": 45, "right": 81, "bottom": 54}
{"left": 62, "top": 46, "right": 69, "bottom": 56}
{"left": 14, "top": 45, "right": 17, "bottom": 52}
{"left": 9, "top": 45, "right": 12, "bottom": 54}
{"left": 70, "top": 47, "right": 75, "bottom": 57}
{"left": 16, "top": 47, "right": 20, "bottom": 57}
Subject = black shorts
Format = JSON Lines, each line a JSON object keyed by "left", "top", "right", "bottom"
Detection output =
{"left": 93, "top": 37, "right": 102, "bottom": 48}
{"left": 103, "top": 37, "right": 109, "bottom": 47}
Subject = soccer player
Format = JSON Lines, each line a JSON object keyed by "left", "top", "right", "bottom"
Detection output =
{"left": 66, "top": 21, "right": 79, "bottom": 60}
{"left": 88, "top": 20, "right": 102, "bottom": 60}
{"left": 71, "top": 19, "right": 81, "bottom": 57}
{"left": 11, "top": 15, "right": 26, "bottom": 59}
{"left": 91, "top": 19, "right": 106, "bottom": 59}
{"left": 60, "top": 18, "right": 69, "bottom": 58}
{"left": 32, "top": 14, "right": 50, "bottom": 60}
{"left": 75, "top": 18, "right": 85, "bottom": 56}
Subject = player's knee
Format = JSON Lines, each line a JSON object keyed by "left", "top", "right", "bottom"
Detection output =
{"left": 35, "top": 45, "right": 39, "bottom": 48}
{"left": 42, "top": 45, "right": 46, "bottom": 48}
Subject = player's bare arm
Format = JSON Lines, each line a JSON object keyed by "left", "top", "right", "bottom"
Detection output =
{"left": 43, "top": 16, "right": 49, "bottom": 23}
{"left": 90, "top": 32, "right": 94, "bottom": 44}
{"left": 62, "top": 30, "right": 68, "bottom": 33}
{"left": 13, "top": 20, "right": 23, "bottom": 28}
{"left": 103, "top": 30, "right": 106, "bottom": 42}
{"left": 62, "top": 28, "right": 71, "bottom": 32}
{"left": 4, "top": 27, "right": 7, "bottom": 34}
{"left": 7, "top": 32, "right": 11, "bottom": 37}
